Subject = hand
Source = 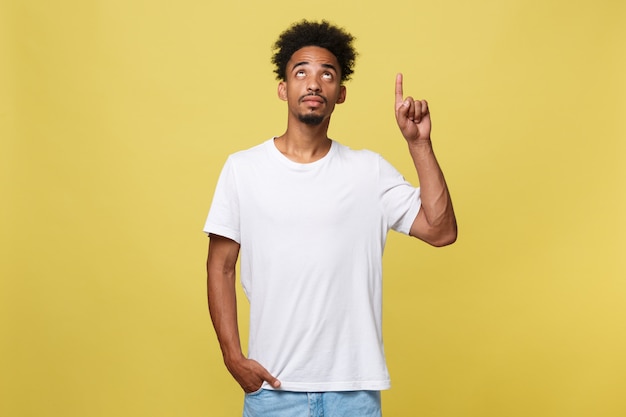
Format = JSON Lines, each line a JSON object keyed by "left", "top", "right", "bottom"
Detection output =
{"left": 225, "top": 355, "right": 281, "bottom": 393}
{"left": 394, "top": 73, "right": 431, "bottom": 144}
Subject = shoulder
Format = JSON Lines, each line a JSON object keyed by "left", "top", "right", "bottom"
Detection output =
{"left": 333, "top": 142, "right": 394, "bottom": 177}
{"left": 221, "top": 139, "right": 275, "bottom": 175}
{"left": 333, "top": 142, "right": 405, "bottom": 182}
{"left": 333, "top": 141, "right": 382, "bottom": 164}
{"left": 228, "top": 139, "right": 272, "bottom": 162}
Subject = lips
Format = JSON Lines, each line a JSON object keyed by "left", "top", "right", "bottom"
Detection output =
{"left": 300, "top": 94, "right": 326, "bottom": 105}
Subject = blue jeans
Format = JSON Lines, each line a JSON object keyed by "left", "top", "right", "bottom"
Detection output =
{"left": 243, "top": 389, "right": 382, "bottom": 417}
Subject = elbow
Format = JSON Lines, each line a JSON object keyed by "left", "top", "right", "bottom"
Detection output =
{"left": 410, "top": 208, "right": 457, "bottom": 247}
{"left": 426, "top": 221, "right": 457, "bottom": 247}
{"left": 429, "top": 230, "right": 457, "bottom": 247}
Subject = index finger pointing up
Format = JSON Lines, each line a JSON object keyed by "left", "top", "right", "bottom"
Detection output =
{"left": 395, "top": 73, "right": 404, "bottom": 106}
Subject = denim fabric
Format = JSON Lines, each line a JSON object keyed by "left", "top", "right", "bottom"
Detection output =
{"left": 243, "top": 389, "right": 382, "bottom": 417}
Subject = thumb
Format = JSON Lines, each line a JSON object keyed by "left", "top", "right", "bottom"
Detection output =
{"left": 260, "top": 368, "right": 281, "bottom": 388}
{"left": 266, "top": 374, "right": 281, "bottom": 388}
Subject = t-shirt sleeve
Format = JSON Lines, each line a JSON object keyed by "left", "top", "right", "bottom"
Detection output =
{"left": 378, "top": 155, "right": 421, "bottom": 235}
{"left": 203, "top": 157, "right": 241, "bottom": 243}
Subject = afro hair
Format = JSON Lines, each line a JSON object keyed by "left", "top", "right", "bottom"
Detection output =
{"left": 271, "top": 20, "right": 357, "bottom": 83}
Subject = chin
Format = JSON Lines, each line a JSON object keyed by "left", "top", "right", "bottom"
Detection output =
{"left": 298, "top": 114, "right": 325, "bottom": 126}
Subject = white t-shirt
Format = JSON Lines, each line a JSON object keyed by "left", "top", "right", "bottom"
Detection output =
{"left": 204, "top": 138, "right": 421, "bottom": 392}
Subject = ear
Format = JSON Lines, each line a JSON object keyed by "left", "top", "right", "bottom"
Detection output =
{"left": 277, "top": 81, "right": 288, "bottom": 101}
{"left": 337, "top": 85, "right": 347, "bottom": 104}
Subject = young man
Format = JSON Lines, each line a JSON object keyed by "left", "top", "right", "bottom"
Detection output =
{"left": 205, "top": 20, "right": 456, "bottom": 417}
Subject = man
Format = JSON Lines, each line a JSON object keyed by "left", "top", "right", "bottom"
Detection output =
{"left": 205, "top": 20, "right": 456, "bottom": 417}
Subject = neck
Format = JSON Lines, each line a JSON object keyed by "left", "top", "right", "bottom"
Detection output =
{"left": 275, "top": 120, "right": 332, "bottom": 163}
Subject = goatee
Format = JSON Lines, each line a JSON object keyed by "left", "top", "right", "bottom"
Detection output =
{"left": 298, "top": 114, "right": 325, "bottom": 126}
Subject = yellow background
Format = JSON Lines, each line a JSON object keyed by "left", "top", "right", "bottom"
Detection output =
{"left": 2, "top": 0, "right": 625, "bottom": 416}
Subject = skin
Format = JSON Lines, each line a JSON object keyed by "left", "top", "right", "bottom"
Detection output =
{"left": 394, "top": 73, "right": 457, "bottom": 246}
{"left": 274, "top": 46, "right": 346, "bottom": 163}
{"left": 207, "top": 46, "right": 457, "bottom": 393}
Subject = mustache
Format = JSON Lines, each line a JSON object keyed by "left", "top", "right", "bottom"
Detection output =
{"left": 299, "top": 92, "right": 327, "bottom": 104}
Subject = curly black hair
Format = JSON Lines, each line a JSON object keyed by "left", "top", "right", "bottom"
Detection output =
{"left": 271, "top": 20, "right": 357, "bottom": 83}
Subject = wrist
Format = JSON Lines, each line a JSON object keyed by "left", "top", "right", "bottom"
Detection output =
{"left": 222, "top": 348, "right": 245, "bottom": 365}
{"left": 407, "top": 137, "right": 433, "bottom": 150}
{"left": 224, "top": 353, "right": 247, "bottom": 375}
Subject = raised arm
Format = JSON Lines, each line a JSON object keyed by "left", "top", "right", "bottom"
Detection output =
{"left": 207, "top": 234, "right": 280, "bottom": 392}
{"left": 394, "top": 73, "right": 457, "bottom": 246}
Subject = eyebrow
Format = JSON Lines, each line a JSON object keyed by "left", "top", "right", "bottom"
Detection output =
{"left": 291, "top": 61, "right": 338, "bottom": 73}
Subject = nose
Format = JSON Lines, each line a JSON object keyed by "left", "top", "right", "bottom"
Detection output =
{"left": 307, "top": 79, "right": 321, "bottom": 93}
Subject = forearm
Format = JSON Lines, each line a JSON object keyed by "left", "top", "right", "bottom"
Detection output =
{"left": 208, "top": 272, "right": 243, "bottom": 362}
{"left": 408, "top": 139, "right": 457, "bottom": 245}
{"left": 206, "top": 239, "right": 244, "bottom": 364}
{"left": 206, "top": 236, "right": 280, "bottom": 391}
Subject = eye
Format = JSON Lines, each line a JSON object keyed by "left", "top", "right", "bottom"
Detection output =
{"left": 296, "top": 70, "right": 306, "bottom": 78}
{"left": 322, "top": 72, "right": 333, "bottom": 80}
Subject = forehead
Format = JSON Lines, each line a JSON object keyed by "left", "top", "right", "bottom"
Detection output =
{"left": 287, "top": 46, "right": 340, "bottom": 69}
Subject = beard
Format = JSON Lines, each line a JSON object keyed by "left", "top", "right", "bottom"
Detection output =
{"left": 298, "top": 113, "right": 325, "bottom": 126}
